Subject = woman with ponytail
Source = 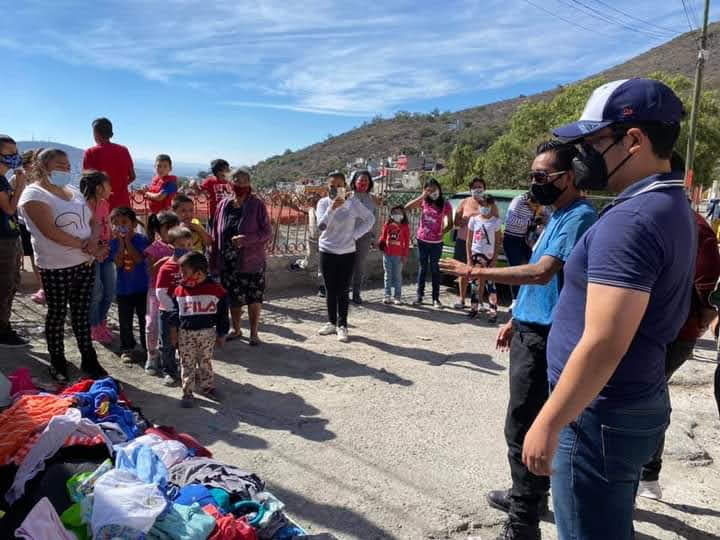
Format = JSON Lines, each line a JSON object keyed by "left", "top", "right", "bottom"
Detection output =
{"left": 18, "top": 149, "right": 107, "bottom": 381}
{"left": 81, "top": 171, "right": 115, "bottom": 345}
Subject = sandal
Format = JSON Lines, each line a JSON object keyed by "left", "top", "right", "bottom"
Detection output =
{"left": 249, "top": 335, "right": 261, "bottom": 347}
{"left": 226, "top": 329, "right": 242, "bottom": 341}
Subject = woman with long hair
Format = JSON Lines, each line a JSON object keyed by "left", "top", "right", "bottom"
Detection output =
{"left": 18, "top": 149, "right": 106, "bottom": 380}
{"left": 405, "top": 178, "right": 453, "bottom": 309}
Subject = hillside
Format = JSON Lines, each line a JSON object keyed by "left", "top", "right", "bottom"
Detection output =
{"left": 252, "top": 22, "right": 720, "bottom": 185}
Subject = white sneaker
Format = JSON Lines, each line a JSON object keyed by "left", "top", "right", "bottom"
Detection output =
{"left": 383, "top": 296, "right": 392, "bottom": 304}
{"left": 453, "top": 301, "right": 466, "bottom": 310}
{"left": 637, "top": 480, "right": 662, "bottom": 500}
{"left": 336, "top": 326, "right": 349, "bottom": 342}
{"left": 433, "top": 300, "right": 443, "bottom": 310}
{"left": 318, "top": 322, "right": 336, "bottom": 336}
{"left": 393, "top": 297, "right": 403, "bottom": 305}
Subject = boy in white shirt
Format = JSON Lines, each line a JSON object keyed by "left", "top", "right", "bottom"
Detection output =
{"left": 466, "top": 194, "right": 502, "bottom": 322}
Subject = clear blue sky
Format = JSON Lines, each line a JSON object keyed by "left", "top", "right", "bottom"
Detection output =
{"left": 2, "top": 1, "right": 717, "bottom": 167}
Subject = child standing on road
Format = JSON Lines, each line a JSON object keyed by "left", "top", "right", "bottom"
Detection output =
{"left": 109, "top": 207, "right": 150, "bottom": 363}
{"left": 379, "top": 205, "right": 410, "bottom": 304}
{"left": 143, "top": 154, "right": 177, "bottom": 214}
{"left": 143, "top": 210, "right": 180, "bottom": 374}
{"left": 172, "top": 194, "right": 212, "bottom": 254}
{"left": 81, "top": 171, "right": 115, "bottom": 345}
{"left": 155, "top": 225, "right": 193, "bottom": 385}
{"left": 174, "top": 252, "right": 229, "bottom": 408}
{"left": 466, "top": 194, "right": 502, "bottom": 323}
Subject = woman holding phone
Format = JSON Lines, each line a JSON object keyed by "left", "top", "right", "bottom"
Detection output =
{"left": 315, "top": 171, "right": 375, "bottom": 342}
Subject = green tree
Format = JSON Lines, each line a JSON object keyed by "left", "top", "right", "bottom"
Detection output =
{"left": 444, "top": 143, "right": 476, "bottom": 190}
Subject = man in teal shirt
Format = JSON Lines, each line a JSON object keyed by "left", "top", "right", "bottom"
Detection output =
{"left": 441, "top": 140, "right": 597, "bottom": 540}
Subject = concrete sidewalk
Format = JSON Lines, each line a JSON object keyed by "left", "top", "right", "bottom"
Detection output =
{"left": 5, "top": 285, "right": 720, "bottom": 539}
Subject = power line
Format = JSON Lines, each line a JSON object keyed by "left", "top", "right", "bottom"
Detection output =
{"left": 681, "top": 0, "right": 697, "bottom": 31}
{"left": 585, "top": 0, "right": 680, "bottom": 35}
{"left": 519, "top": 0, "right": 605, "bottom": 35}
{"left": 561, "top": 0, "right": 680, "bottom": 40}
{"left": 691, "top": 0, "right": 703, "bottom": 28}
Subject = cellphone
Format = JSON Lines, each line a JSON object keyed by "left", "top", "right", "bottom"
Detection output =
{"left": 335, "top": 187, "right": 346, "bottom": 200}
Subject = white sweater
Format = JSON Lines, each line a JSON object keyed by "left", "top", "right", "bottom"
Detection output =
{"left": 316, "top": 196, "right": 375, "bottom": 255}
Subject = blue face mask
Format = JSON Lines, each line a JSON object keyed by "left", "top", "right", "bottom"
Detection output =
{"left": 0, "top": 153, "right": 22, "bottom": 170}
{"left": 50, "top": 170, "right": 72, "bottom": 186}
{"left": 174, "top": 248, "right": 189, "bottom": 258}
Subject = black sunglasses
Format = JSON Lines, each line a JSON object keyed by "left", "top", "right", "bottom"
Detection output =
{"left": 528, "top": 170, "right": 568, "bottom": 184}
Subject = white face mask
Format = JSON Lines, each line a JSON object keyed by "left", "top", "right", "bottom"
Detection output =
{"left": 480, "top": 206, "right": 492, "bottom": 217}
{"left": 428, "top": 190, "right": 440, "bottom": 201}
{"left": 391, "top": 213, "right": 403, "bottom": 222}
{"left": 471, "top": 188, "right": 484, "bottom": 199}
{"left": 50, "top": 170, "right": 72, "bottom": 186}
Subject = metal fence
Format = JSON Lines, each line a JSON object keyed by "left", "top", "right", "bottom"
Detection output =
{"left": 129, "top": 188, "right": 423, "bottom": 257}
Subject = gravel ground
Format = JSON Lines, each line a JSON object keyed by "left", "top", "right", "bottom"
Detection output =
{"left": 7, "top": 284, "right": 720, "bottom": 540}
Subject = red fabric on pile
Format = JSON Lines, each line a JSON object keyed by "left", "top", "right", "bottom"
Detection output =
{"left": 204, "top": 505, "right": 258, "bottom": 540}
{"left": 59, "top": 379, "right": 95, "bottom": 395}
{"left": 0, "top": 395, "right": 72, "bottom": 465}
{"left": 145, "top": 425, "right": 213, "bottom": 458}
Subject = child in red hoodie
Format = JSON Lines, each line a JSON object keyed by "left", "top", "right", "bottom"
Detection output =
{"left": 379, "top": 205, "right": 410, "bottom": 304}
{"left": 143, "top": 154, "right": 177, "bottom": 214}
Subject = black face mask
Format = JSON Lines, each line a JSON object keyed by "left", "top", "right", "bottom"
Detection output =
{"left": 572, "top": 138, "right": 634, "bottom": 191}
{"left": 530, "top": 178, "right": 566, "bottom": 206}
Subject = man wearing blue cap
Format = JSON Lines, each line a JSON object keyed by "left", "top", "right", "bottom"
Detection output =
{"left": 522, "top": 78, "right": 696, "bottom": 539}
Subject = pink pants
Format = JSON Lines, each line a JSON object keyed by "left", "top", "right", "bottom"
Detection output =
{"left": 146, "top": 288, "right": 160, "bottom": 353}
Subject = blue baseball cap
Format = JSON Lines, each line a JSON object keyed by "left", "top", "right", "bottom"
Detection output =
{"left": 553, "top": 78, "right": 685, "bottom": 142}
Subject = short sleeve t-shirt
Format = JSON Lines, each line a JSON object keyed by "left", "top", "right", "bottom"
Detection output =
{"left": 547, "top": 175, "right": 696, "bottom": 409}
{"left": 468, "top": 216, "right": 501, "bottom": 258}
{"left": 18, "top": 185, "right": 94, "bottom": 269}
{"left": 147, "top": 175, "right": 178, "bottom": 214}
{"left": 110, "top": 234, "right": 150, "bottom": 295}
{"left": 0, "top": 175, "right": 20, "bottom": 238}
{"left": 200, "top": 176, "right": 233, "bottom": 220}
{"left": 83, "top": 142, "right": 134, "bottom": 210}
{"left": 417, "top": 199, "right": 452, "bottom": 243}
{"left": 155, "top": 259, "right": 182, "bottom": 310}
{"left": 512, "top": 199, "right": 597, "bottom": 326}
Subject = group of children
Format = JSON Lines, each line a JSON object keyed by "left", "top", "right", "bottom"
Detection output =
{"left": 83, "top": 155, "right": 229, "bottom": 408}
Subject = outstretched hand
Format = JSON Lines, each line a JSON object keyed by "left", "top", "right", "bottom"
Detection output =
{"left": 438, "top": 258, "right": 471, "bottom": 277}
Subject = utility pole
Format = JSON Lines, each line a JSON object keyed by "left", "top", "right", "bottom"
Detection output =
{"left": 685, "top": 0, "right": 711, "bottom": 187}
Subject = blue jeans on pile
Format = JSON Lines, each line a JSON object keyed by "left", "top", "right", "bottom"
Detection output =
{"left": 416, "top": 239, "right": 443, "bottom": 301}
{"left": 159, "top": 310, "right": 178, "bottom": 378}
{"left": 89, "top": 259, "right": 116, "bottom": 327}
{"left": 383, "top": 254, "right": 403, "bottom": 298}
{"left": 552, "top": 388, "right": 670, "bottom": 540}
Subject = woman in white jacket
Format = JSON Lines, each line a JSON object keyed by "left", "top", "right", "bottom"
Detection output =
{"left": 315, "top": 171, "right": 374, "bottom": 342}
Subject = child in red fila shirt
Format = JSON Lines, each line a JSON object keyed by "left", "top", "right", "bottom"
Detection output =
{"left": 379, "top": 205, "right": 410, "bottom": 304}
{"left": 155, "top": 225, "right": 192, "bottom": 385}
{"left": 173, "top": 252, "right": 229, "bottom": 408}
{"left": 143, "top": 154, "right": 177, "bottom": 214}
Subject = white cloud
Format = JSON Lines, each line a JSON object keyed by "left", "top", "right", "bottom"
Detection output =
{"left": 3, "top": 0, "right": 716, "bottom": 115}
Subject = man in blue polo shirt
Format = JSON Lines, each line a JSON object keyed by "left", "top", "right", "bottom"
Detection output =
{"left": 441, "top": 140, "right": 596, "bottom": 540}
{"left": 522, "top": 79, "right": 695, "bottom": 540}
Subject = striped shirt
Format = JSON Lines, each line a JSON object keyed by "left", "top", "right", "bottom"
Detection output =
{"left": 504, "top": 194, "right": 535, "bottom": 237}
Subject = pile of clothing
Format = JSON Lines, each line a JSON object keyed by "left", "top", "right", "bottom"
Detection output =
{"left": 0, "top": 376, "right": 323, "bottom": 540}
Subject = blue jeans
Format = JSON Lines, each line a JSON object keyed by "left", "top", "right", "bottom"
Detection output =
{"left": 383, "top": 254, "right": 403, "bottom": 298}
{"left": 416, "top": 239, "right": 443, "bottom": 301}
{"left": 159, "top": 310, "right": 178, "bottom": 378}
{"left": 552, "top": 389, "right": 670, "bottom": 540}
{"left": 89, "top": 259, "right": 116, "bottom": 327}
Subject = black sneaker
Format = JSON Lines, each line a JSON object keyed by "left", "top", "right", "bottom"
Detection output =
{"left": 352, "top": 293, "right": 363, "bottom": 305}
{"left": 495, "top": 519, "right": 541, "bottom": 540}
{"left": 0, "top": 330, "right": 30, "bottom": 348}
{"left": 317, "top": 285, "right": 326, "bottom": 298}
{"left": 467, "top": 309, "right": 479, "bottom": 319}
{"left": 487, "top": 489, "right": 549, "bottom": 516}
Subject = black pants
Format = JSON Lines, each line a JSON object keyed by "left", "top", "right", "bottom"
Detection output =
{"left": 39, "top": 262, "right": 102, "bottom": 373}
{"left": 503, "top": 235, "right": 531, "bottom": 300}
{"left": 0, "top": 237, "right": 20, "bottom": 334}
{"left": 320, "top": 251, "right": 355, "bottom": 327}
{"left": 505, "top": 320, "right": 551, "bottom": 525}
{"left": 118, "top": 292, "right": 148, "bottom": 352}
{"left": 641, "top": 339, "right": 695, "bottom": 481}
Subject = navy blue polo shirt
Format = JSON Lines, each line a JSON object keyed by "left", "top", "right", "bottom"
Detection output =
{"left": 513, "top": 199, "right": 597, "bottom": 326}
{"left": 547, "top": 173, "right": 696, "bottom": 409}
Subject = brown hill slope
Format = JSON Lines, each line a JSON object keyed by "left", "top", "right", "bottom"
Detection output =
{"left": 253, "top": 22, "right": 720, "bottom": 185}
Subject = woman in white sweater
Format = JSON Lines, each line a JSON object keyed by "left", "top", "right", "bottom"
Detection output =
{"left": 315, "top": 171, "right": 374, "bottom": 342}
